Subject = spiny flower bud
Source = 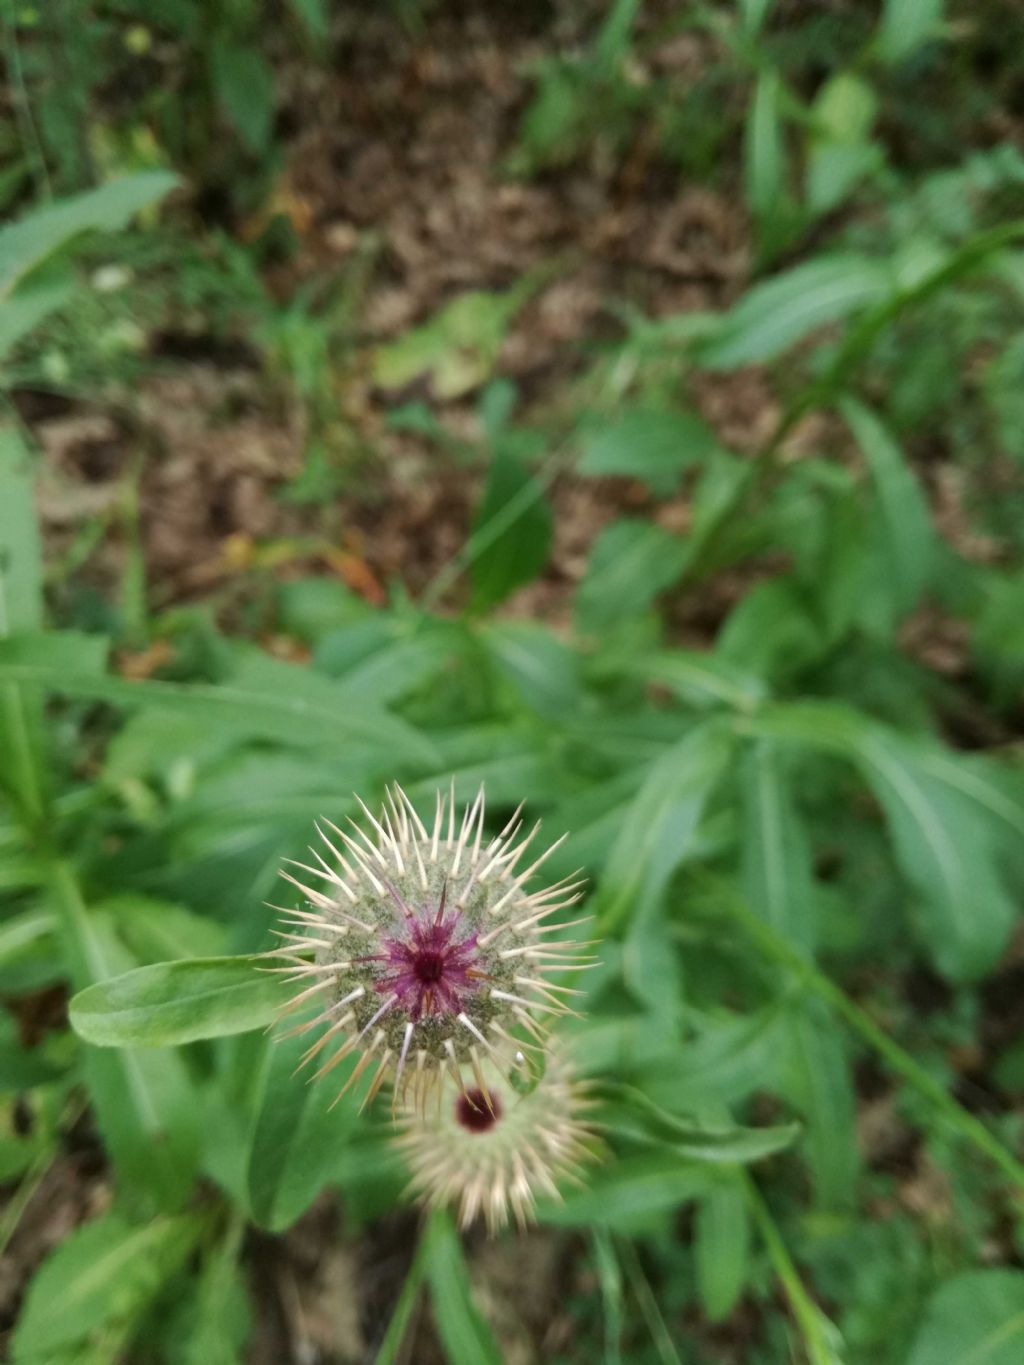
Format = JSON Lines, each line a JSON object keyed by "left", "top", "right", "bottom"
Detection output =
{"left": 270, "top": 784, "right": 596, "bottom": 1109}
{"left": 395, "top": 1048, "right": 598, "bottom": 1233}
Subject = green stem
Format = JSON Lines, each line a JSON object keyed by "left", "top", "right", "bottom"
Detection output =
{"left": 744, "top": 1175, "right": 843, "bottom": 1365}
{"left": 373, "top": 1226, "right": 428, "bottom": 1365}
{"left": 617, "top": 1236, "right": 684, "bottom": 1365}
{"left": 723, "top": 886, "right": 1024, "bottom": 1193}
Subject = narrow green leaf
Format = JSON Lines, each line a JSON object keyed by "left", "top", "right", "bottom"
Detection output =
{"left": 839, "top": 398, "right": 934, "bottom": 622}
{"left": 180, "top": 1228, "right": 251, "bottom": 1365}
{"left": 699, "top": 255, "right": 891, "bottom": 369}
{"left": 0, "top": 281, "right": 75, "bottom": 361}
{"left": 69, "top": 956, "right": 287, "bottom": 1047}
{"left": 591, "top": 1230, "right": 625, "bottom": 1365}
{"left": 745, "top": 69, "right": 785, "bottom": 220}
{"left": 0, "top": 427, "right": 47, "bottom": 821}
{"left": 596, "top": 720, "right": 733, "bottom": 933}
{"left": 470, "top": 442, "right": 552, "bottom": 610}
{"left": 423, "top": 1212, "right": 503, "bottom": 1365}
{"left": 285, "top": 0, "right": 328, "bottom": 39}
{"left": 876, "top": 0, "right": 945, "bottom": 63}
{"left": 779, "top": 1004, "right": 857, "bottom": 1210}
{"left": 607, "top": 1087, "right": 800, "bottom": 1164}
{"left": 739, "top": 0, "right": 774, "bottom": 35}
{"left": 101, "top": 895, "right": 227, "bottom": 963}
{"left": 0, "top": 632, "right": 437, "bottom": 764}
{"left": 246, "top": 1030, "right": 359, "bottom": 1231}
{"left": 695, "top": 1179, "right": 750, "bottom": 1321}
{"left": 374, "top": 1247, "right": 427, "bottom": 1365}
{"left": 52, "top": 868, "right": 202, "bottom": 1209}
{"left": 857, "top": 732, "right": 1017, "bottom": 979}
{"left": 741, "top": 741, "right": 817, "bottom": 953}
{"left": 209, "top": 43, "right": 276, "bottom": 153}
{"left": 0, "top": 172, "right": 177, "bottom": 298}
{"left": 618, "top": 648, "right": 767, "bottom": 711}
{"left": 541, "top": 1154, "right": 716, "bottom": 1227}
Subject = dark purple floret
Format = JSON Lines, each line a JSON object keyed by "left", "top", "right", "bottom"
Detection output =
{"left": 360, "top": 885, "right": 484, "bottom": 1020}
{"left": 456, "top": 1088, "right": 502, "bottom": 1133}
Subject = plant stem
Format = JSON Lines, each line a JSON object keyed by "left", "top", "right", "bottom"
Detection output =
{"left": 744, "top": 1175, "right": 844, "bottom": 1365}
{"left": 373, "top": 1227, "right": 428, "bottom": 1365}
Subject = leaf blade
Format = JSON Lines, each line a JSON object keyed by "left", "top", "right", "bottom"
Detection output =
{"left": 69, "top": 956, "right": 287, "bottom": 1047}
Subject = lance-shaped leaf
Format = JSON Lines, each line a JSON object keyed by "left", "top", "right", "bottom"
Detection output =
{"left": 70, "top": 956, "right": 287, "bottom": 1047}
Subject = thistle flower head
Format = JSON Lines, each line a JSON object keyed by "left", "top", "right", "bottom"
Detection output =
{"left": 395, "top": 1048, "right": 598, "bottom": 1232}
{"left": 271, "top": 784, "right": 595, "bottom": 1109}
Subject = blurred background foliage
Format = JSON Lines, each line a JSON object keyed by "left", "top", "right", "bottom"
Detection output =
{"left": 2, "top": 0, "right": 1024, "bottom": 1361}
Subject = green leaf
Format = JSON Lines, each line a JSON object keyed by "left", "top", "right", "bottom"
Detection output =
{"left": 578, "top": 407, "right": 720, "bottom": 496}
{"left": 0, "top": 428, "right": 48, "bottom": 820}
{"left": 779, "top": 1003, "right": 857, "bottom": 1210}
{"left": 0, "top": 172, "right": 177, "bottom": 299}
{"left": 179, "top": 1237, "right": 251, "bottom": 1365}
{"left": 575, "top": 519, "right": 689, "bottom": 635}
{"left": 745, "top": 69, "right": 786, "bottom": 222}
{"left": 480, "top": 620, "right": 581, "bottom": 719}
{"left": 695, "top": 1179, "right": 750, "bottom": 1320}
{"left": 806, "top": 75, "right": 880, "bottom": 215}
{"left": 876, "top": 0, "right": 945, "bottom": 63}
{"left": 856, "top": 732, "right": 1018, "bottom": 979}
{"left": 0, "top": 907, "right": 59, "bottom": 998}
{"left": 373, "top": 1247, "right": 427, "bottom": 1365}
{"left": 541, "top": 1154, "right": 716, "bottom": 1227}
{"left": 209, "top": 43, "right": 276, "bottom": 153}
{"left": 0, "top": 632, "right": 437, "bottom": 765}
{"left": 596, "top": 720, "right": 733, "bottom": 934}
{"left": 70, "top": 956, "right": 286, "bottom": 1047}
{"left": 11, "top": 1211, "right": 203, "bottom": 1362}
{"left": 52, "top": 869, "right": 202, "bottom": 1208}
{"left": 642, "top": 1006, "right": 789, "bottom": 1112}
{"left": 0, "top": 428, "right": 42, "bottom": 630}
{"left": 101, "top": 895, "right": 227, "bottom": 963}
{"left": 373, "top": 289, "right": 527, "bottom": 399}
{"left": 0, "top": 280, "right": 75, "bottom": 362}
{"left": 423, "top": 1212, "right": 503, "bottom": 1365}
{"left": 740, "top": 741, "right": 817, "bottom": 954}
{"left": 617, "top": 648, "right": 767, "bottom": 711}
{"left": 285, "top": 0, "right": 328, "bottom": 39}
{"left": 906, "top": 1270, "right": 1024, "bottom": 1365}
{"left": 470, "top": 442, "right": 552, "bottom": 610}
{"left": 839, "top": 398, "right": 934, "bottom": 622}
{"left": 739, "top": 0, "right": 774, "bottom": 35}
{"left": 246, "top": 1030, "right": 359, "bottom": 1231}
{"left": 594, "top": 0, "right": 639, "bottom": 73}
{"left": 718, "top": 579, "right": 824, "bottom": 683}
{"left": 609, "top": 1088, "right": 800, "bottom": 1164}
{"left": 699, "top": 255, "right": 891, "bottom": 368}
{"left": 743, "top": 705, "right": 1024, "bottom": 974}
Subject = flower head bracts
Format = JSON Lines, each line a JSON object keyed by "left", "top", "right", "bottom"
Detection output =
{"left": 395, "top": 1047, "right": 598, "bottom": 1232}
{"left": 270, "top": 784, "right": 595, "bottom": 1111}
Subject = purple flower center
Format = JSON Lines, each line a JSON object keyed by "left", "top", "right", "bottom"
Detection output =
{"left": 456, "top": 1088, "right": 502, "bottom": 1133}
{"left": 415, "top": 950, "right": 446, "bottom": 985}
{"left": 361, "top": 885, "right": 484, "bottom": 1020}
